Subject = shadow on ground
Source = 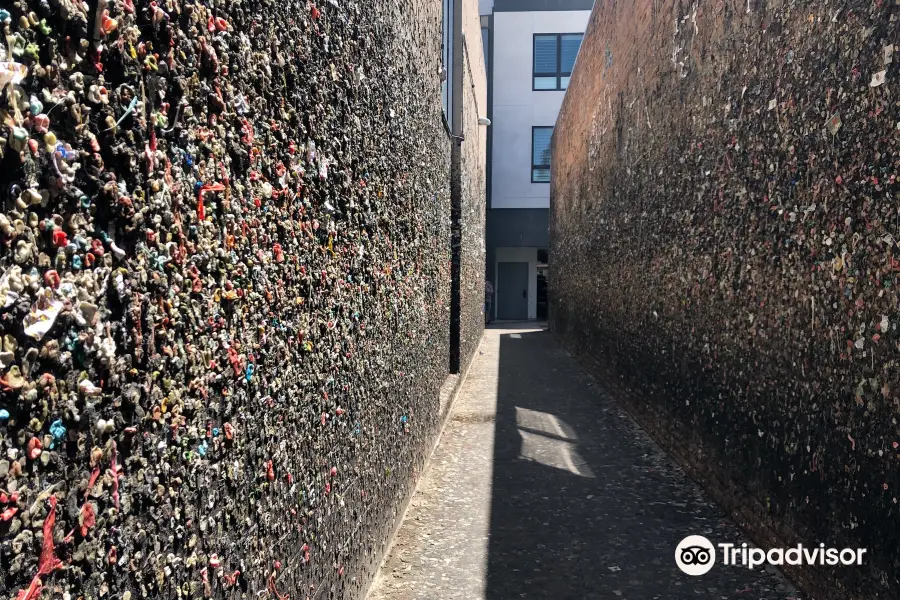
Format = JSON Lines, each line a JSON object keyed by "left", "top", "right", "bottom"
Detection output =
{"left": 484, "top": 329, "right": 796, "bottom": 600}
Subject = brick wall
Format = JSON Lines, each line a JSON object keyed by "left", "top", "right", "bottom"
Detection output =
{"left": 0, "top": 0, "right": 481, "bottom": 599}
{"left": 553, "top": 1, "right": 900, "bottom": 597}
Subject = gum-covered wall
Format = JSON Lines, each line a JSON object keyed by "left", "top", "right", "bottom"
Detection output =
{"left": 0, "top": 0, "right": 463, "bottom": 598}
{"left": 552, "top": 1, "right": 900, "bottom": 597}
{"left": 454, "top": 0, "right": 487, "bottom": 374}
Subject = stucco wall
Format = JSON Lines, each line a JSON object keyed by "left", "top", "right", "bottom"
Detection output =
{"left": 0, "top": 1, "right": 482, "bottom": 599}
{"left": 491, "top": 10, "right": 591, "bottom": 210}
{"left": 552, "top": 1, "right": 900, "bottom": 598}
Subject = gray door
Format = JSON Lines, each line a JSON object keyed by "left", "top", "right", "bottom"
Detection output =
{"left": 497, "top": 262, "right": 529, "bottom": 321}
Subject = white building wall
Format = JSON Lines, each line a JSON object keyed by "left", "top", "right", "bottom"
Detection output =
{"left": 491, "top": 10, "right": 591, "bottom": 210}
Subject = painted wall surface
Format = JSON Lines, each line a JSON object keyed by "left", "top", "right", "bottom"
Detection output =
{"left": 487, "top": 208, "right": 549, "bottom": 248}
{"left": 495, "top": 247, "right": 538, "bottom": 320}
{"left": 552, "top": 1, "right": 900, "bottom": 597}
{"left": 494, "top": 0, "right": 595, "bottom": 11}
{"left": 0, "top": 1, "right": 481, "bottom": 599}
{"left": 490, "top": 10, "right": 590, "bottom": 210}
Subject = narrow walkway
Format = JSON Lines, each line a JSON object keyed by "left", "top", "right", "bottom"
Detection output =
{"left": 368, "top": 326, "right": 798, "bottom": 600}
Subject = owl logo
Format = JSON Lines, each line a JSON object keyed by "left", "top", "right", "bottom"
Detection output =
{"left": 675, "top": 535, "right": 716, "bottom": 576}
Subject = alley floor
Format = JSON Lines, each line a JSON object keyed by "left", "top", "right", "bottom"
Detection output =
{"left": 367, "top": 325, "right": 800, "bottom": 600}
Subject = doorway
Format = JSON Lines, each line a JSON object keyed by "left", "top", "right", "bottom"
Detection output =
{"left": 497, "top": 262, "right": 529, "bottom": 320}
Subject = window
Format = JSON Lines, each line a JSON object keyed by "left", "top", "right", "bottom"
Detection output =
{"left": 441, "top": 0, "right": 454, "bottom": 127}
{"left": 532, "top": 127, "right": 553, "bottom": 183}
{"left": 481, "top": 27, "right": 489, "bottom": 72}
{"left": 533, "top": 33, "right": 583, "bottom": 91}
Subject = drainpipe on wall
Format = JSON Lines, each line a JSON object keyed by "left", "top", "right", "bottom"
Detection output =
{"left": 449, "top": 1, "right": 465, "bottom": 374}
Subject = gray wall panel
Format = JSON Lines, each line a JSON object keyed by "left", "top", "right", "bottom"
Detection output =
{"left": 488, "top": 209, "right": 549, "bottom": 248}
{"left": 494, "top": 0, "right": 594, "bottom": 12}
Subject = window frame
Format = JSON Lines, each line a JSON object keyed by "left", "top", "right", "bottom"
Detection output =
{"left": 531, "top": 126, "right": 554, "bottom": 183}
{"left": 481, "top": 26, "right": 489, "bottom": 76}
{"left": 532, "top": 32, "right": 584, "bottom": 92}
{"left": 441, "top": 0, "right": 454, "bottom": 133}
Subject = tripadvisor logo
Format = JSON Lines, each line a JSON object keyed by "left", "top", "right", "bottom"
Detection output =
{"left": 675, "top": 536, "right": 867, "bottom": 576}
{"left": 675, "top": 536, "right": 716, "bottom": 576}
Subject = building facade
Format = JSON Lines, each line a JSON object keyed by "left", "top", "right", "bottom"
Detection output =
{"left": 0, "top": 1, "right": 485, "bottom": 600}
{"left": 445, "top": 0, "right": 490, "bottom": 371}
{"left": 481, "top": 0, "right": 593, "bottom": 321}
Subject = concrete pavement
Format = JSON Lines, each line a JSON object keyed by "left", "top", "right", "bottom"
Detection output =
{"left": 367, "top": 325, "right": 799, "bottom": 600}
